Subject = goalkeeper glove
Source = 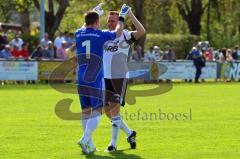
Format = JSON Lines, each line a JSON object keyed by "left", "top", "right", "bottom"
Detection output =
{"left": 119, "top": 4, "right": 131, "bottom": 22}
{"left": 93, "top": 3, "right": 104, "bottom": 16}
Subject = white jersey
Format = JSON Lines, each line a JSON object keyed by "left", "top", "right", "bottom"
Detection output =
{"left": 103, "top": 30, "right": 133, "bottom": 79}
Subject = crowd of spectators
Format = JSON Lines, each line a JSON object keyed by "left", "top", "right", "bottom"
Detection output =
{"left": 186, "top": 41, "right": 240, "bottom": 63}
{"left": 0, "top": 32, "right": 76, "bottom": 61}
{"left": 131, "top": 45, "right": 176, "bottom": 62}
{"left": 1, "top": 33, "right": 240, "bottom": 63}
{"left": 1, "top": 33, "right": 240, "bottom": 85}
{"left": 130, "top": 41, "right": 240, "bottom": 63}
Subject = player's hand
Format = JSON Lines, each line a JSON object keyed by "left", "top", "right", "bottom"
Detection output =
{"left": 93, "top": 3, "right": 104, "bottom": 16}
{"left": 119, "top": 4, "right": 131, "bottom": 20}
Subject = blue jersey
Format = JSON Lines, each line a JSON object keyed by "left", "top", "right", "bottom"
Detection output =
{"left": 75, "top": 27, "right": 116, "bottom": 109}
{"left": 75, "top": 28, "right": 116, "bottom": 85}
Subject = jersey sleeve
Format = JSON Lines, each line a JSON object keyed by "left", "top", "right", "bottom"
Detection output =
{"left": 122, "top": 30, "right": 136, "bottom": 45}
{"left": 101, "top": 30, "right": 116, "bottom": 42}
{"left": 122, "top": 30, "right": 133, "bottom": 40}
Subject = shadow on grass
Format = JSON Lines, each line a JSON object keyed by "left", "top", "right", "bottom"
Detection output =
{"left": 109, "top": 148, "right": 143, "bottom": 159}
{"left": 82, "top": 153, "right": 113, "bottom": 159}
{"left": 80, "top": 148, "right": 143, "bottom": 159}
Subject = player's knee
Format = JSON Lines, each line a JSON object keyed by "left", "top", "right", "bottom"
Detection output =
{"left": 106, "top": 111, "right": 112, "bottom": 119}
{"left": 82, "top": 107, "right": 91, "bottom": 115}
{"left": 111, "top": 107, "right": 120, "bottom": 117}
{"left": 104, "top": 105, "right": 112, "bottom": 119}
{"left": 109, "top": 103, "right": 120, "bottom": 117}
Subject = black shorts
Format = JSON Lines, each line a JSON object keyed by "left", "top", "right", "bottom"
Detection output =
{"left": 104, "top": 78, "right": 128, "bottom": 106}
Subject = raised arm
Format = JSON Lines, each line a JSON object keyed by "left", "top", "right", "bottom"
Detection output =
{"left": 128, "top": 9, "right": 146, "bottom": 40}
{"left": 115, "top": 4, "right": 131, "bottom": 37}
{"left": 115, "top": 21, "right": 124, "bottom": 37}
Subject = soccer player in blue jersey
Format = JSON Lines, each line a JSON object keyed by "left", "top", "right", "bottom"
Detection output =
{"left": 75, "top": 4, "right": 131, "bottom": 154}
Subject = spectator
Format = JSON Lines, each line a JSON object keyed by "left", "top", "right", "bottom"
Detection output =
{"left": 65, "top": 32, "right": 75, "bottom": 48}
{"left": 54, "top": 32, "right": 65, "bottom": 49}
{"left": 131, "top": 45, "right": 142, "bottom": 61}
{"left": 9, "top": 34, "right": 24, "bottom": 49}
{"left": 186, "top": 51, "right": 193, "bottom": 60}
{"left": 219, "top": 48, "right": 226, "bottom": 63}
{"left": 162, "top": 46, "right": 176, "bottom": 62}
{"left": 232, "top": 45, "right": 239, "bottom": 60}
{"left": 191, "top": 47, "right": 205, "bottom": 83}
{"left": 56, "top": 41, "right": 67, "bottom": 60}
{"left": 40, "top": 33, "right": 51, "bottom": 49}
{"left": 203, "top": 47, "right": 214, "bottom": 61}
{"left": 226, "top": 49, "right": 233, "bottom": 62}
{"left": 43, "top": 41, "right": 55, "bottom": 59}
{"left": 11, "top": 45, "right": 20, "bottom": 58}
{"left": 145, "top": 46, "right": 156, "bottom": 62}
{"left": 195, "top": 44, "right": 202, "bottom": 54}
{"left": 18, "top": 43, "right": 29, "bottom": 59}
{"left": 66, "top": 44, "right": 76, "bottom": 59}
{"left": 31, "top": 45, "right": 43, "bottom": 60}
{"left": 153, "top": 46, "right": 161, "bottom": 61}
{"left": 213, "top": 49, "right": 220, "bottom": 61}
{"left": 0, "top": 45, "right": 11, "bottom": 59}
{"left": 0, "top": 33, "right": 8, "bottom": 51}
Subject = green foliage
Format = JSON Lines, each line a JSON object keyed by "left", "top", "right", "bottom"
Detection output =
{"left": 59, "top": 0, "right": 99, "bottom": 33}
{"left": 200, "top": 0, "right": 240, "bottom": 48}
{"left": 144, "top": 0, "right": 173, "bottom": 34}
{"left": 21, "top": 34, "right": 39, "bottom": 52}
{"left": 15, "top": 0, "right": 32, "bottom": 12}
{"left": 2, "top": 0, "right": 238, "bottom": 50}
{"left": 145, "top": 34, "right": 200, "bottom": 58}
{"left": 0, "top": 0, "right": 16, "bottom": 22}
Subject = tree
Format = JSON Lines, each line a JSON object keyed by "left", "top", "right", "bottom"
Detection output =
{"left": 0, "top": 0, "right": 17, "bottom": 22}
{"left": 206, "top": 0, "right": 220, "bottom": 41}
{"left": 144, "top": 0, "right": 173, "bottom": 33}
{"left": 176, "top": 0, "right": 204, "bottom": 35}
{"left": 15, "top": 0, "right": 32, "bottom": 38}
{"left": 33, "top": 0, "right": 69, "bottom": 40}
{"left": 131, "top": 0, "right": 146, "bottom": 55}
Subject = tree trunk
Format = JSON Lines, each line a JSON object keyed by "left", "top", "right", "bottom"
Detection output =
{"left": 33, "top": 0, "right": 69, "bottom": 40}
{"left": 176, "top": 0, "right": 203, "bottom": 35}
{"left": 187, "top": 17, "right": 202, "bottom": 35}
{"left": 132, "top": 0, "right": 146, "bottom": 57}
{"left": 21, "top": 8, "right": 30, "bottom": 39}
{"left": 206, "top": 0, "right": 211, "bottom": 41}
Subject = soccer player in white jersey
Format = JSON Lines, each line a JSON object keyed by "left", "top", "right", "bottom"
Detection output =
{"left": 103, "top": 9, "right": 145, "bottom": 152}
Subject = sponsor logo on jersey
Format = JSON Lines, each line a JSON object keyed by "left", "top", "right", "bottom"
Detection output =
{"left": 106, "top": 45, "right": 118, "bottom": 52}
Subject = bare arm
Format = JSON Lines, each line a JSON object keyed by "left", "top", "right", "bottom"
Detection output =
{"left": 115, "top": 21, "right": 124, "bottom": 38}
{"left": 128, "top": 9, "right": 146, "bottom": 40}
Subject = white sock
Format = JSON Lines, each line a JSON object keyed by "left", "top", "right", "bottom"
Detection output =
{"left": 81, "top": 113, "right": 93, "bottom": 146}
{"left": 110, "top": 116, "right": 121, "bottom": 147}
{"left": 81, "top": 113, "right": 90, "bottom": 130}
{"left": 120, "top": 119, "right": 132, "bottom": 137}
{"left": 81, "top": 113, "right": 94, "bottom": 147}
{"left": 83, "top": 110, "right": 101, "bottom": 142}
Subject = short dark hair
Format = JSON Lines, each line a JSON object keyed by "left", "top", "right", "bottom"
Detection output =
{"left": 85, "top": 11, "right": 99, "bottom": 25}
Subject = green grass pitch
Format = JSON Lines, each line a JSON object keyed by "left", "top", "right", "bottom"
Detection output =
{"left": 1, "top": 83, "right": 240, "bottom": 159}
